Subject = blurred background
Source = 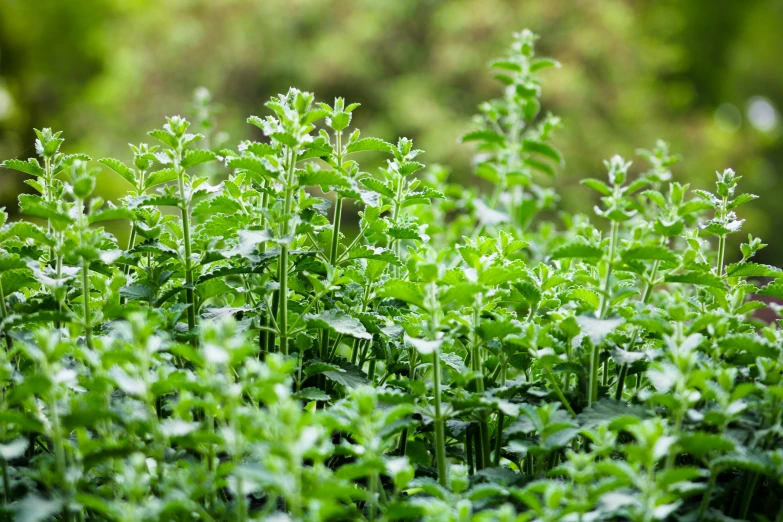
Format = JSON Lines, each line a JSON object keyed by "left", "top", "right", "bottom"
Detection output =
{"left": 1, "top": 0, "right": 782, "bottom": 264}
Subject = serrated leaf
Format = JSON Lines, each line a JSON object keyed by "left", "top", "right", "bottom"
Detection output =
{"left": 143, "top": 168, "right": 178, "bottom": 190}
{"left": 181, "top": 149, "right": 217, "bottom": 169}
{"left": 148, "top": 129, "right": 178, "bottom": 149}
{"left": 386, "top": 224, "right": 423, "bottom": 241}
{"left": 665, "top": 272, "right": 724, "bottom": 288}
{"left": 569, "top": 287, "right": 600, "bottom": 310}
{"left": 298, "top": 169, "right": 350, "bottom": 188}
{"left": 347, "top": 245, "right": 402, "bottom": 266}
{"left": 758, "top": 281, "right": 783, "bottom": 299}
{"left": 2, "top": 158, "right": 46, "bottom": 177}
{"left": 1, "top": 269, "right": 37, "bottom": 295}
{"left": 583, "top": 178, "right": 613, "bottom": 196}
{"left": 360, "top": 177, "right": 395, "bottom": 198}
{"left": 345, "top": 137, "right": 393, "bottom": 154}
{"left": 89, "top": 206, "right": 134, "bottom": 224}
{"left": 725, "top": 262, "right": 783, "bottom": 278}
{"left": 99, "top": 158, "right": 136, "bottom": 187}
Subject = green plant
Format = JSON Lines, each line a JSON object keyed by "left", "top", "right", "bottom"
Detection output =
{"left": 1, "top": 29, "right": 783, "bottom": 522}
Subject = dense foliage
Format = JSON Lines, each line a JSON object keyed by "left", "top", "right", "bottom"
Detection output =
{"left": 2, "top": 31, "right": 783, "bottom": 521}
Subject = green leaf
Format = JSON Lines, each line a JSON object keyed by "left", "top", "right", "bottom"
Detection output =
{"left": 522, "top": 139, "right": 563, "bottom": 164}
{"left": 678, "top": 432, "right": 735, "bottom": 458}
{"left": 1, "top": 269, "right": 37, "bottom": 295}
{"left": 360, "top": 177, "right": 395, "bottom": 198}
{"left": 524, "top": 158, "right": 556, "bottom": 177}
{"left": 378, "top": 279, "right": 425, "bottom": 309}
{"left": 89, "top": 205, "right": 134, "bottom": 224}
{"left": 298, "top": 169, "right": 350, "bottom": 189}
{"left": 2, "top": 159, "right": 46, "bottom": 177}
{"left": 530, "top": 57, "right": 561, "bottom": 72}
{"left": 460, "top": 130, "right": 505, "bottom": 145}
{"left": 293, "top": 388, "right": 330, "bottom": 401}
{"left": 0, "top": 221, "right": 51, "bottom": 245}
{"left": 345, "top": 137, "right": 393, "bottom": 154}
{"left": 725, "top": 262, "right": 783, "bottom": 278}
{"left": 304, "top": 309, "right": 372, "bottom": 340}
{"left": 119, "top": 284, "right": 155, "bottom": 302}
{"left": 347, "top": 245, "right": 402, "bottom": 266}
{"left": 143, "top": 168, "right": 178, "bottom": 190}
{"left": 665, "top": 272, "right": 724, "bottom": 289}
{"left": 551, "top": 243, "right": 603, "bottom": 260}
{"left": 569, "top": 287, "right": 600, "bottom": 310}
{"left": 322, "top": 358, "right": 370, "bottom": 388}
{"left": 181, "top": 149, "right": 217, "bottom": 169}
{"left": 148, "top": 129, "right": 178, "bottom": 149}
{"left": 387, "top": 223, "right": 424, "bottom": 241}
{"left": 99, "top": 158, "right": 136, "bottom": 187}
{"left": 758, "top": 281, "right": 783, "bottom": 299}
{"left": 580, "top": 178, "right": 612, "bottom": 196}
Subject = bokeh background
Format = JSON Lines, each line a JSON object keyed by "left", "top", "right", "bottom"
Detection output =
{"left": 1, "top": 0, "right": 782, "bottom": 264}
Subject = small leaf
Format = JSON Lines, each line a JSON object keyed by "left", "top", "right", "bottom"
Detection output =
{"left": 345, "top": 137, "right": 393, "bottom": 154}
{"left": 522, "top": 139, "right": 563, "bottom": 164}
{"left": 181, "top": 149, "right": 217, "bottom": 169}
{"left": 460, "top": 130, "right": 505, "bottom": 145}
{"left": 99, "top": 158, "right": 136, "bottom": 187}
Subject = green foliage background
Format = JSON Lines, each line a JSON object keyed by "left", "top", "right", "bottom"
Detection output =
{"left": 1, "top": 0, "right": 782, "bottom": 264}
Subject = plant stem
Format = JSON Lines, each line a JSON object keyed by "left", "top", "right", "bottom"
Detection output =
{"left": 698, "top": 471, "right": 716, "bottom": 521}
{"left": 278, "top": 146, "right": 298, "bottom": 356}
{"left": 588, "top": 340, "right": 600, "bottom": 406}
{"left": 0, "top": 283, "right": 12, "bottom": 351}
{"left": 599, "top": 220, "right": 619, "bottom": 319}
{"left": 544, "top": 366, "right": 576, "bottom": 417}
{"left": 177, "top": 166, "right": 196, "bottom": 332}
{"left": 432, "top": 345, "right": 447, "bottom": 487}
{"left": 81, "top": 258, "right": 92, "bottom": 350}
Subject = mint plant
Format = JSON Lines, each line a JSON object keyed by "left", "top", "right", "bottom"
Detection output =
{"left": 1, "top": 30, "right": 783, "bottom": 522}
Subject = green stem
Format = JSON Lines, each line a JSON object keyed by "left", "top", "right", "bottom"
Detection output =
{"left": 177, "top": 167, "right": 196, "bottom": 332}
{"left": 717, "top": 234, "right": 726, "bottom": 277}
{"left": 588, "top": 340, "right": 600, "bottom": 406}
{"left": 544, "top": 366, "right": 576, "bottom": 417}
{"left": 432, "top": 346, "right": 447, "bottom": 487}
{"left": 466, "top": 425, "right": 474, "bottom": 475}
{"left": 81, "top": 258, "right": 92, "bottom": 350}
{"left": 493, "top": 411, "right": 504, "bottom": 467}
{"left": 599, "top": 220, "right": 619, "bottom": 319}
{"left": 0, "top": 283, "right": 12, "bottom": 351}
{"left": 278, "top": 147, "right": 298, "bottom": 356}
{"left": 698, "top": 471, "right": 716, "bottom": 521}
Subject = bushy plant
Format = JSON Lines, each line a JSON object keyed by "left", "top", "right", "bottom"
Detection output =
{"left": 1, "top": 30, "right": 783, "bottom": 522}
